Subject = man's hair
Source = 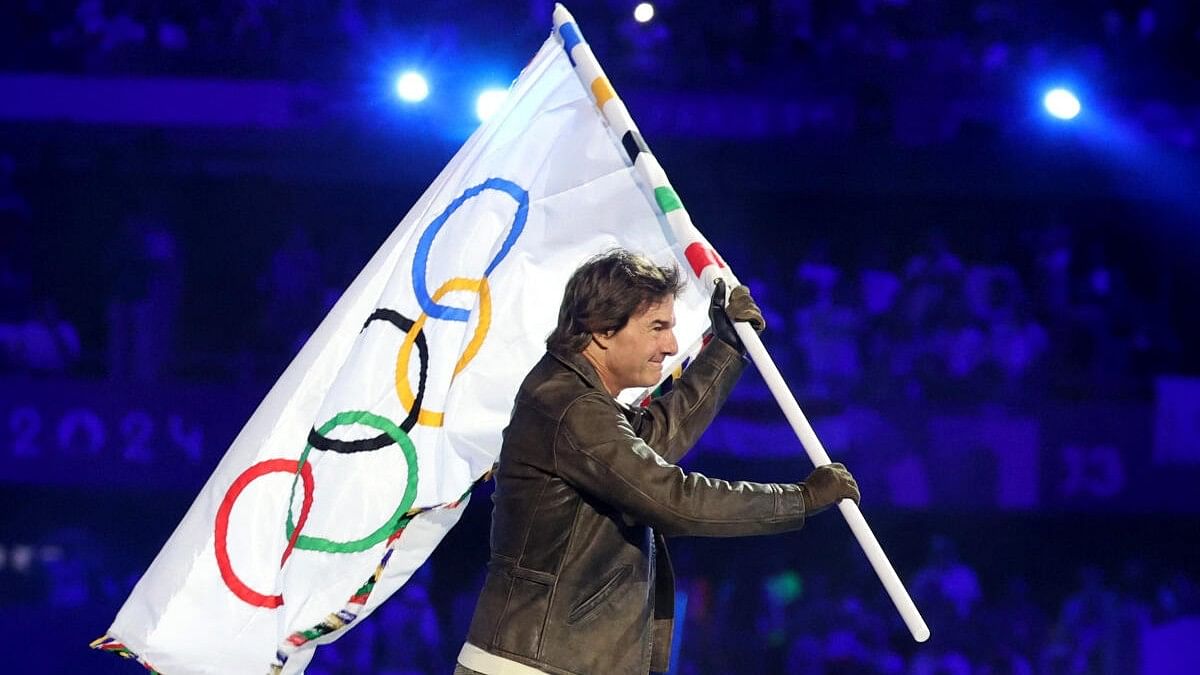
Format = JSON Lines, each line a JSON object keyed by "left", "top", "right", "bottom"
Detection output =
{"left": 546, "top": 249, "right": 685, "bottom": 353}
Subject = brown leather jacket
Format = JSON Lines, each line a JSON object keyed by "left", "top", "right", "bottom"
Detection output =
{"left": 465, "top": 339, "right": 808, "bottom": 674}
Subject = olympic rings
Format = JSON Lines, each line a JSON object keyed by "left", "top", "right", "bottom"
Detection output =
{"left": 215, "top": 458, "right": 315, "bottom": 608}
{"left": 214, "top": 175, "right": 529, "bottom": 609}
{"left": 285, "top": 411, "right": 419, "bottom": 554}
{"left": 395, "top": 276, "right": 491, "bottom": 428}
{"left": 412, "top": 178, "right": 527, "bottom": 322}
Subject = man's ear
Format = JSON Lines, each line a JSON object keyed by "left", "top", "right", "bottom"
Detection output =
{"left": 591, "top": 330, "right": 614, "bottom": 350}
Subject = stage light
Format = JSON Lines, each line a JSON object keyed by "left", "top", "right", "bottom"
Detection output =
{"left": 475, "top": 88, "right": 508, "bottom": 122}
{"left": 395, "top": 71, "right": 429, "bottom": 103}
{"left": 634, "top": 3, "right": 655, "bottom": 23}
{"left": 1043, "top": 88, "right": 1081, "bottom": 120}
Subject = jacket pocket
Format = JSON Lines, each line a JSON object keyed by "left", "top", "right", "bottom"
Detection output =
{"left": 566, "top": 564, "right": 632, "bottom": 625}
{"left": 495, "top": 570, "right": 553, "bottom": 658}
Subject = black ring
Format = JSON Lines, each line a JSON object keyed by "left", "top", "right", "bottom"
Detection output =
{"left": 362, "top": 308, "right": 429, "bottom": 433}
{"left": 305, "top": 308, "right": 430, "bottom": 455}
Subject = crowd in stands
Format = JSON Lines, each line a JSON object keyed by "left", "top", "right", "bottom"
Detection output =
{"left": 1, "top": 150, "right": 1188, "bottom": 411}
{"left": 657, "top": 538, "right": 1200, "bottom": 674}
{"left": 0, "top": 155, "right": 83, "bottom": 375}
{"left": 8, "top": 518, "right": 1196, "bottom": 674}
{"left": 737, "top": 225, "right": 1182, "bottom": 409}
{"left": 3, "top": 0, "right": 1196, "bottom": 96}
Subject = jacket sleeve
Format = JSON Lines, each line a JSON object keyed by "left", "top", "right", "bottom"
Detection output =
{"left": 629, "top": 338, "right": 746, "bottom": 464}
{"left": 554, "top": 391, "right": 806, "bottom": 537}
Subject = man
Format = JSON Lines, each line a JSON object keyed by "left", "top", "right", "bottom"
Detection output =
{"left": 457, "top": 249, "right": 859, "bottom": 674}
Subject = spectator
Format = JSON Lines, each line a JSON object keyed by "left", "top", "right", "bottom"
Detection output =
{"left": 257, "top": 226, "right": 323, "bottom": 360}
{"left": 1044, "top": 566, "right": 1126, "bottom": 673}
{"left": 2, "top": 300, "right": 82, "bottom": 374}
{"left": 106, "top": 207, "right": 184, "bottom": 382}
{"left": 913, "top": 535, "right": 982, "bottom": 647}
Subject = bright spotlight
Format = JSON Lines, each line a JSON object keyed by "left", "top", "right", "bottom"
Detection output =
{"left": 395, "top": 71, "right": 429, "bottom": 103}
{"left": 1043, "top": 88, "right": 1081, "bottom": 120}
{"left": 634, "top": 2, "right": 655, "bottom": 23}
{"left": 475, "top": 88, "right": 508, "bottom": 122}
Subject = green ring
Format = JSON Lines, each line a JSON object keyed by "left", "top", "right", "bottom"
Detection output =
{"left": 285, "top": 410, "right": 419, "bottom": 553}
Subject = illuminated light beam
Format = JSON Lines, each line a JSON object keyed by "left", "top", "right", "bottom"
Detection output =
{"left": 395, "top": 71, "right": 429, "bottom": 103}
{"left": 475, "top": 88, "right": 508, "bottom": 122}
{"left": 1044, "top": 88, "right": 1081, "bottom": 120}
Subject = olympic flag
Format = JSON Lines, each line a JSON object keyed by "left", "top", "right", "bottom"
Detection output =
{"left": 94, "top": 5, "right": 738, "bottom": 673}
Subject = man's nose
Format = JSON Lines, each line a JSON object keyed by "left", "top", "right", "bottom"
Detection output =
{"left": 663, "top": 330, "right": 678, "bottom": 356}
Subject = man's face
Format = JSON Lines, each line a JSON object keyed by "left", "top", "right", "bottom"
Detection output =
{"left": 594, "top": 296, "right": 679, "bottom": 394}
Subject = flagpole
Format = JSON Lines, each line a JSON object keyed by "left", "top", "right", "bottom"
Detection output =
{"left": 552, "top": 2, "right": 929, "bottom": 644}
{"left": 734, "top": 322, "right": 931, "bottom": 643}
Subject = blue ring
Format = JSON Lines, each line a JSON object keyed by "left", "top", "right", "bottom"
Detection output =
{"left": 412, "top": 177, "right": 528, "bottom": 322}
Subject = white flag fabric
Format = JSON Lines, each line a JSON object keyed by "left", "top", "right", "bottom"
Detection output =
{"left": 96, "top": 4, "right": 739, "bottom": 673}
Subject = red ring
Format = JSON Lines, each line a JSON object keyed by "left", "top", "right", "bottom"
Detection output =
{"left": 214, "top": 458, "right": 315, "bottom": 608}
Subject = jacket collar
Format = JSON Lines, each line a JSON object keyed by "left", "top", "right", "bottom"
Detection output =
{"left": 549, "top": 347, "right": 610, "bottom": 395}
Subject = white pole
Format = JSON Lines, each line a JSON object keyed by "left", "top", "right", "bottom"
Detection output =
{"left": 735, "top": 321, "right": 931, "bottom": 643}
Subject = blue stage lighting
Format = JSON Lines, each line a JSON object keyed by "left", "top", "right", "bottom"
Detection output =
{"left": 396, "top": 71, "right": 429, "bottom": 103}
{"left": 475, "top": 88, "right": 508, "bottom": 122}
{"left": 1043, "top": 88, "right": 1081, "bottom": 120}
{"left": 634, "top": 3, "right": 655, "bottom": 23}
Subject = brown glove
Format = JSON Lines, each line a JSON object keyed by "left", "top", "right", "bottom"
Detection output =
{"left": 710, "top": 279, "right": 766, "bottom": 353}
{"left": 799, "top": 463, "right": 860, "bottom": 516}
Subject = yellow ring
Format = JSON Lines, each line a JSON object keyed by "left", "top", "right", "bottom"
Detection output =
{"left": 395, "top": 276, "right": 492, "bottom": 428}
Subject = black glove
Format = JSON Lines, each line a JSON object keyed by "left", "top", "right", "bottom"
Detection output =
{"left": 709, "top": 279, "right": 766, "bottom": 353}
{"left": 799, "top": 462, "right": 860, "bottom": 516}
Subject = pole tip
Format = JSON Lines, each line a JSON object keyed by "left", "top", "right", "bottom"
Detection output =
{"left": 553, "top": 3, "right": 574, "bottom": 28}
